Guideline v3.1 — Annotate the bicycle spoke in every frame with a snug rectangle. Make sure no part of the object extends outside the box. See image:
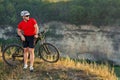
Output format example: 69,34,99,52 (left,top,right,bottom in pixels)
2,44,24,66
40,43,59,63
